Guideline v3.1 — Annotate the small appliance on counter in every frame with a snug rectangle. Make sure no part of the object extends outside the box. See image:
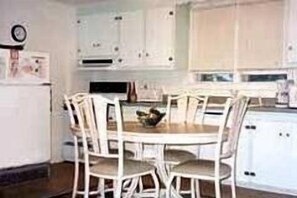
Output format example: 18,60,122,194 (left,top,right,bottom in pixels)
289,81,297,108
275,80,290,108
136,81,163,102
